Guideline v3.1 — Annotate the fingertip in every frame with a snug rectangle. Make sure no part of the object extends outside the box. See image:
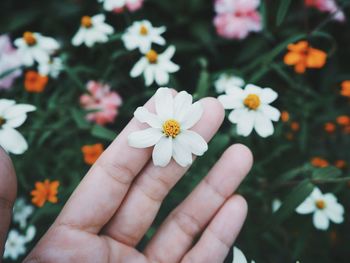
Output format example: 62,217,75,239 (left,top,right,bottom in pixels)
223,144,253,174
0,147,17,206
227,195,248,219
200,97,225,127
